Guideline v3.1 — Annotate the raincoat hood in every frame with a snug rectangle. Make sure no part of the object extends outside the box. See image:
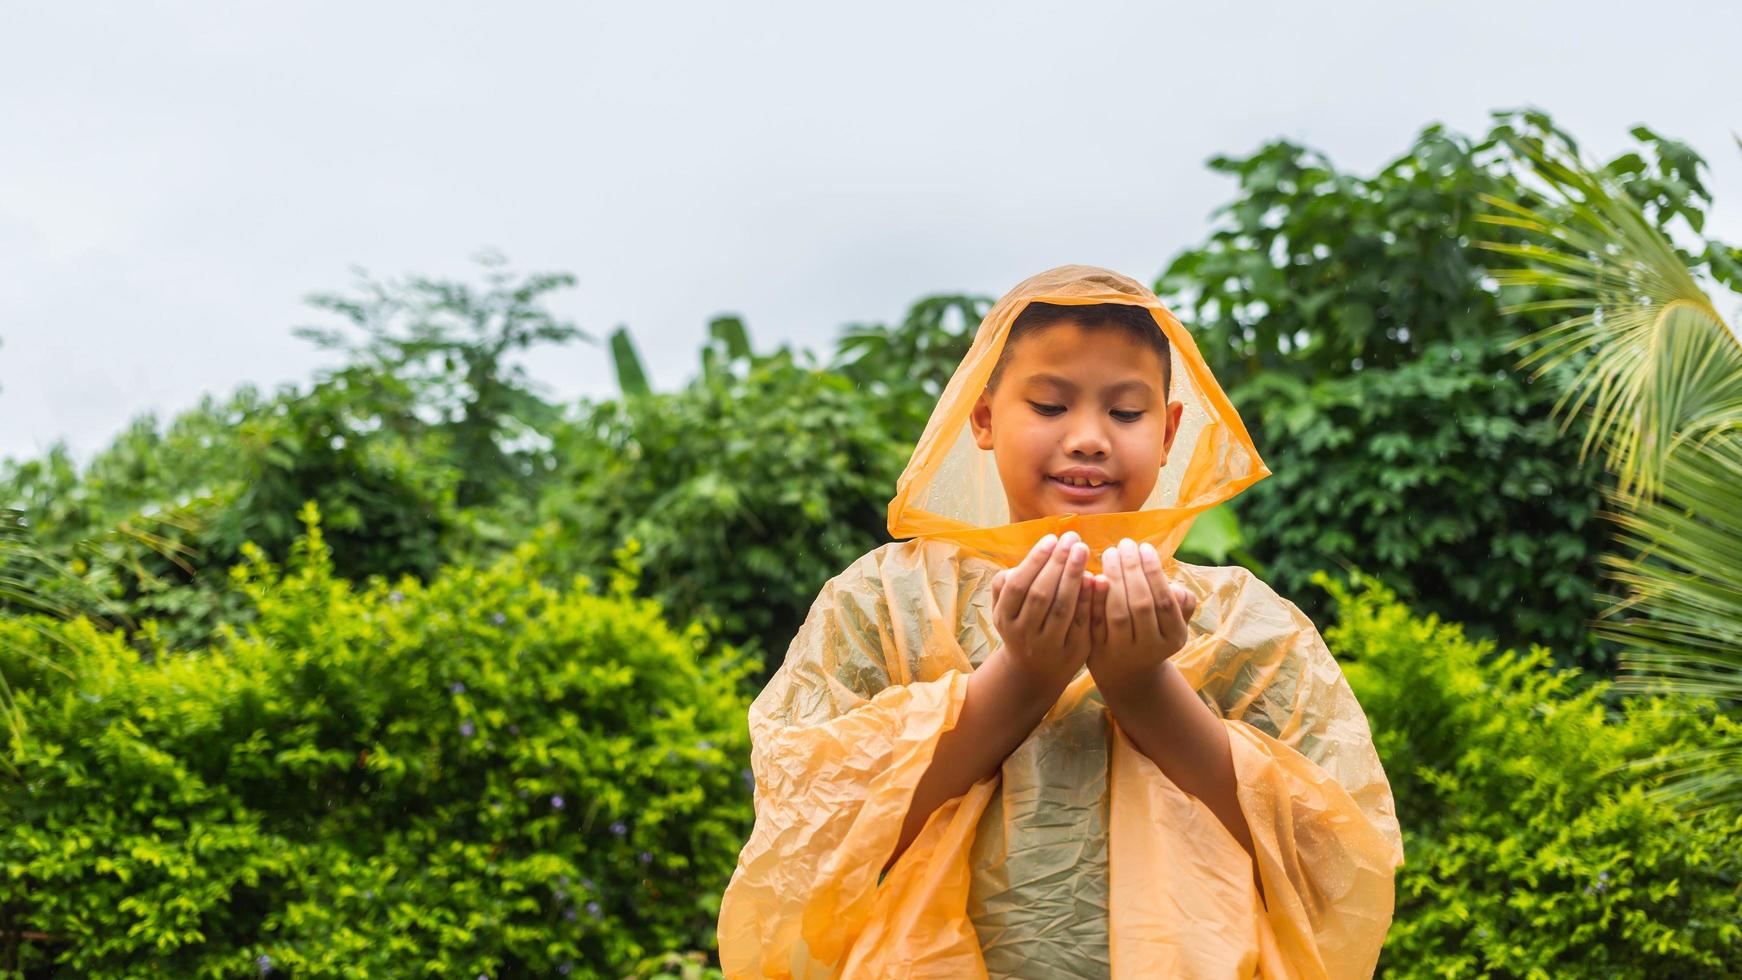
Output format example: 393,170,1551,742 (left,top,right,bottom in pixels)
887,263,1269,569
